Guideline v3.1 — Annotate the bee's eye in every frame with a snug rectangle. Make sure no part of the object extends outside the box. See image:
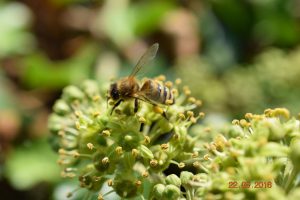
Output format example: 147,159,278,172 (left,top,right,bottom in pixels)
110,83,119,100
